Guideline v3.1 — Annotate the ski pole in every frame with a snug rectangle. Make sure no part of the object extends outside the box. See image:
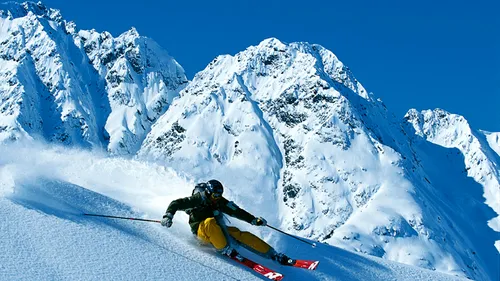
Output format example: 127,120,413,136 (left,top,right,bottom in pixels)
83,213,161,223
267,225,317,248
